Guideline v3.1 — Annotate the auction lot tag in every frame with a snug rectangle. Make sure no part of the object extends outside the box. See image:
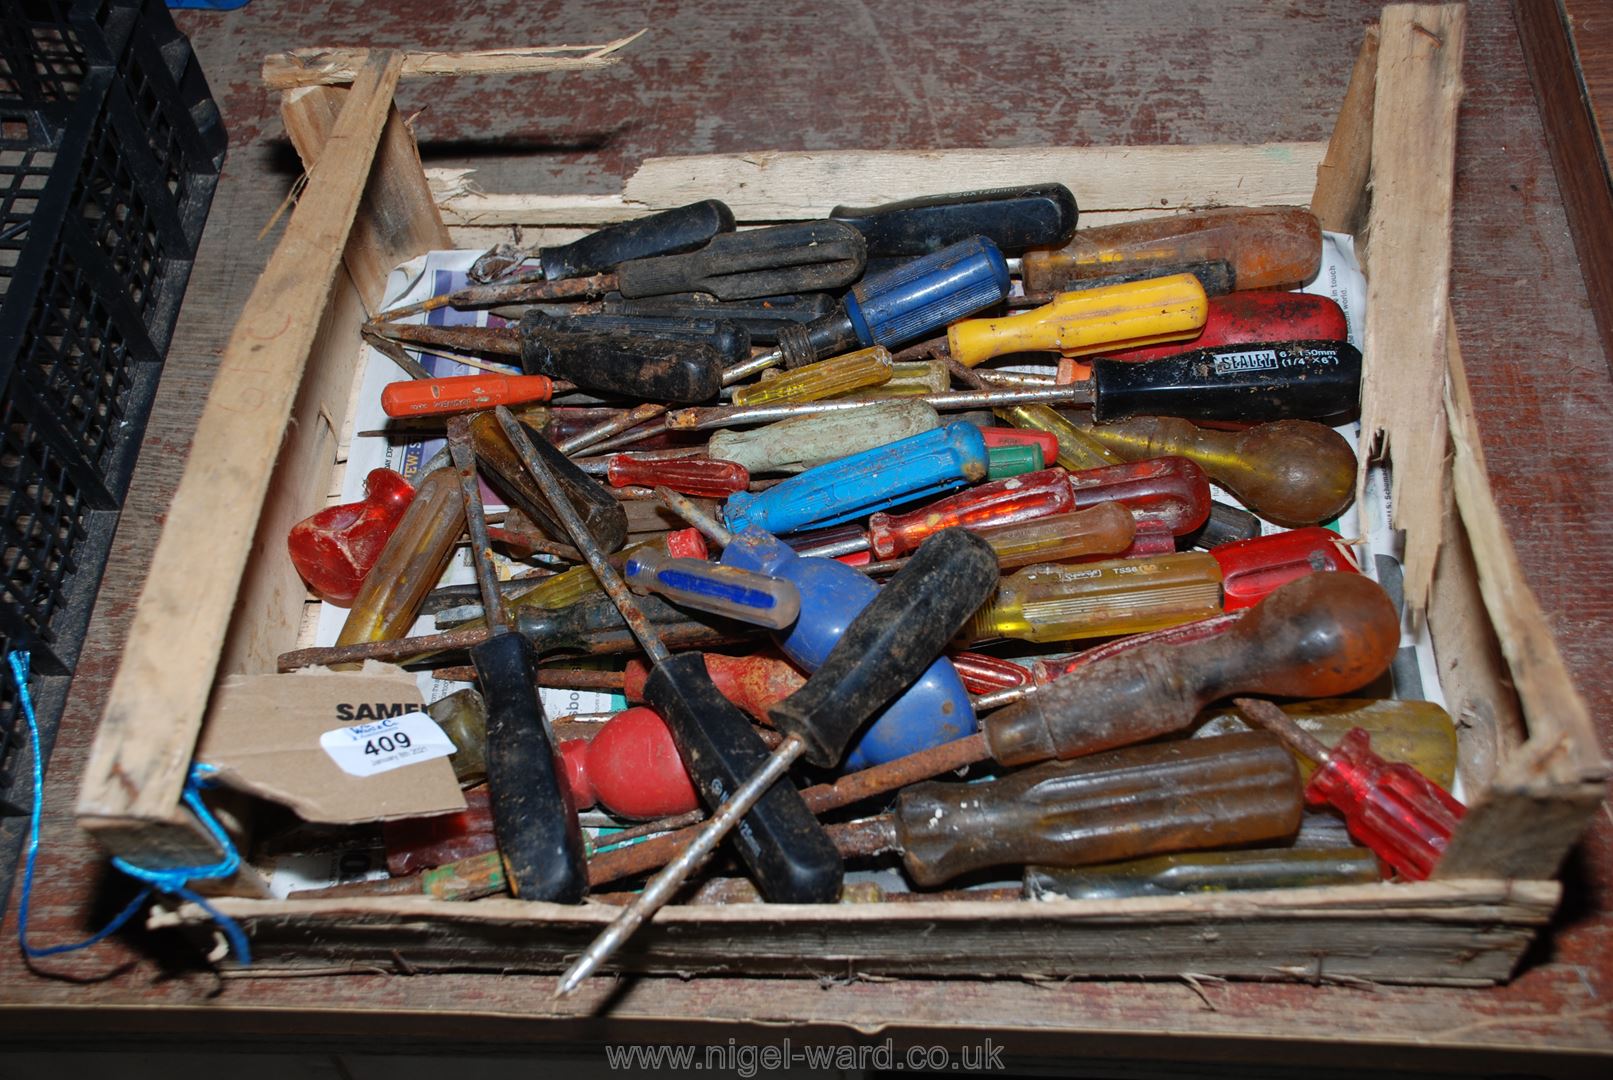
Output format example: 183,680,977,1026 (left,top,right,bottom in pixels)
320,712,456,777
